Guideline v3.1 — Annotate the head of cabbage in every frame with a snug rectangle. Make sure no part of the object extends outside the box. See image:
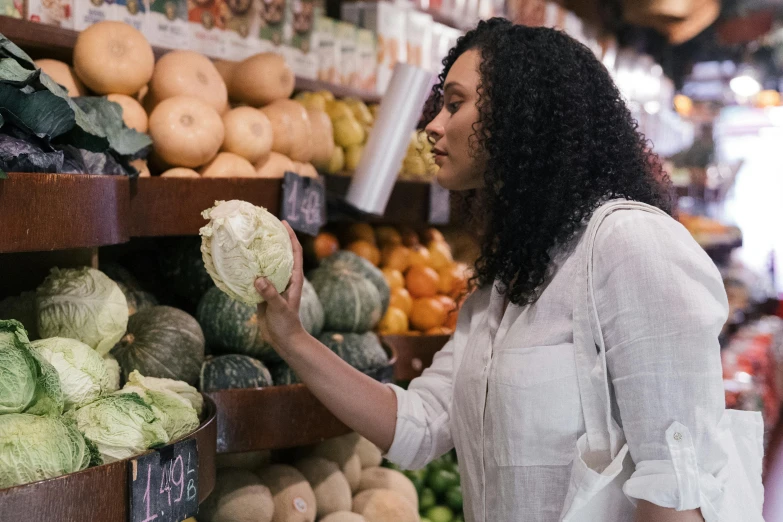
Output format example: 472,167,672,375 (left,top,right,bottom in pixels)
65,393,169,463
103,353,121,392
31,337,113,411
200,200,294,305
0,319,64,417
36,267,129,356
